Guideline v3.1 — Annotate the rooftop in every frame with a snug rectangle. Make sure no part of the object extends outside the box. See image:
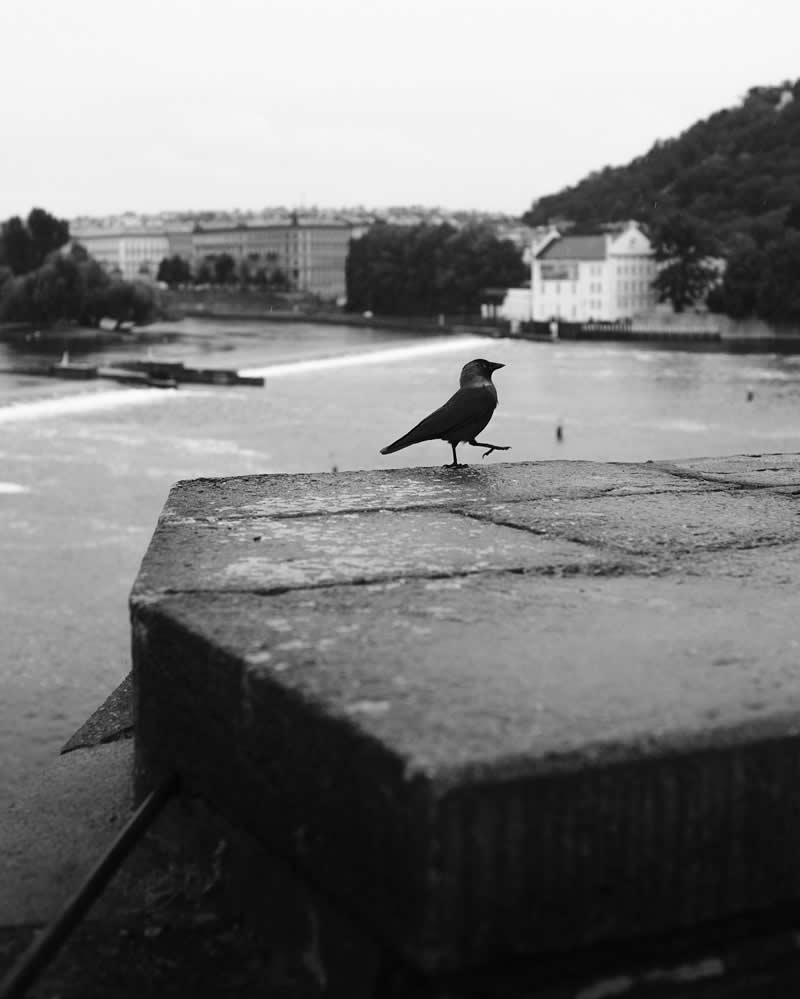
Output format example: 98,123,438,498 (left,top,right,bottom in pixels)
537,233,607,260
